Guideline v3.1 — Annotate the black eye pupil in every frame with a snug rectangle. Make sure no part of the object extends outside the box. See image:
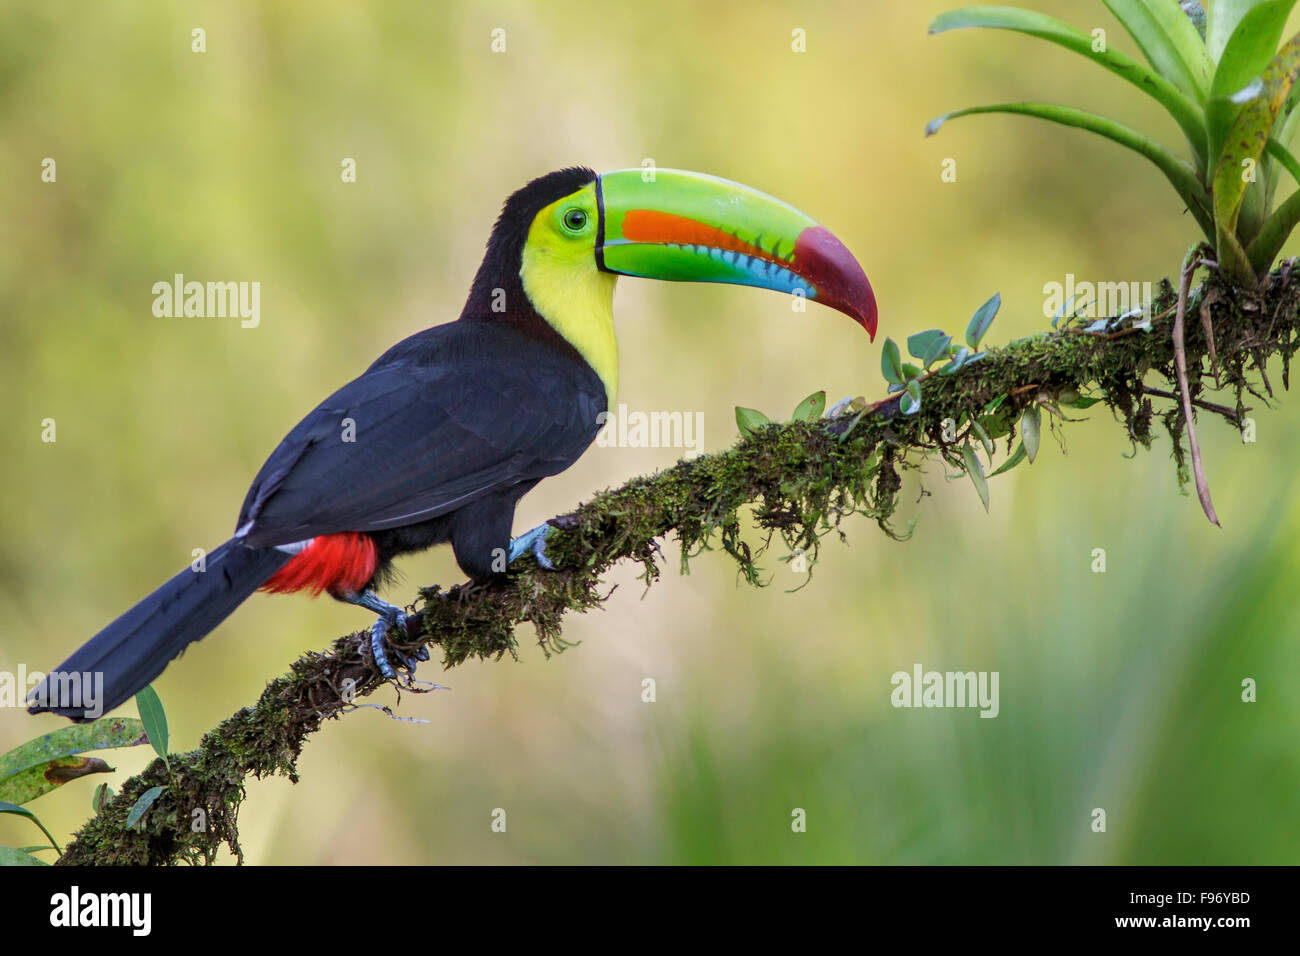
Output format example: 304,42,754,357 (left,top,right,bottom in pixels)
565,209,586,230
